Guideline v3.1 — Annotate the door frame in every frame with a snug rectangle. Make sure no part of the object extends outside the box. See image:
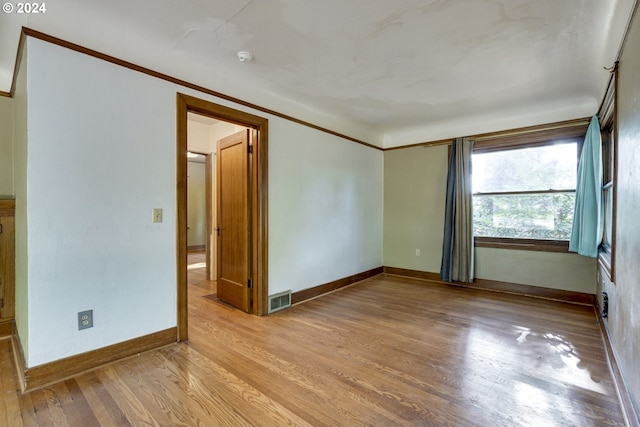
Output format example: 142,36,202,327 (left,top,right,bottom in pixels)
176,93,269,341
